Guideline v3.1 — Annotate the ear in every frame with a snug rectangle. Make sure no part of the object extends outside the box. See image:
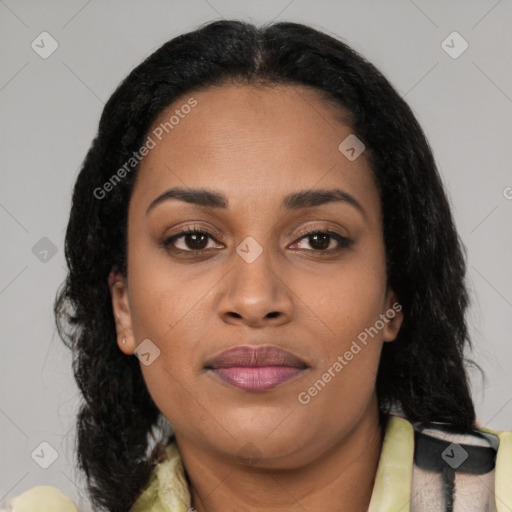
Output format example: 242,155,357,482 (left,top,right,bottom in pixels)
108,270,136,355
382,289,404,343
